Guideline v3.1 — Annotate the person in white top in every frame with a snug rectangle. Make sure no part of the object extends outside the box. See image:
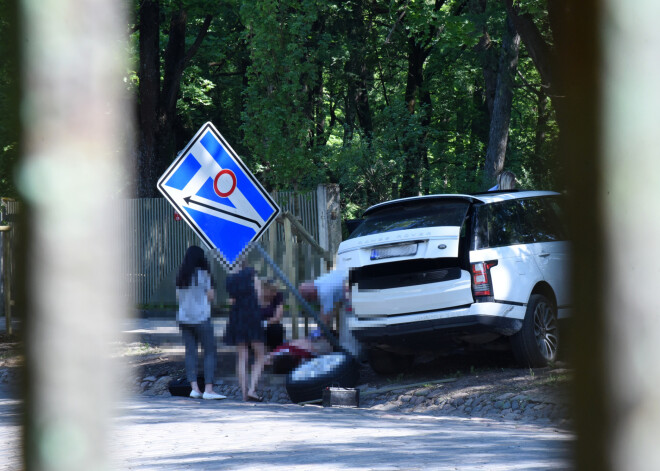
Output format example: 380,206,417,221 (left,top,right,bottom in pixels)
175,246,225,400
